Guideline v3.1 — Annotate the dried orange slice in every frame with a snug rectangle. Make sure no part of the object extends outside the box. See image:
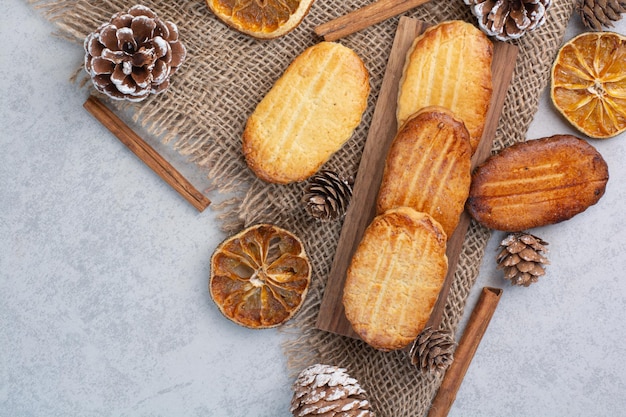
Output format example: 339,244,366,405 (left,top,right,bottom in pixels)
551,31,626,139
210,224,311,328
206,0,314,39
